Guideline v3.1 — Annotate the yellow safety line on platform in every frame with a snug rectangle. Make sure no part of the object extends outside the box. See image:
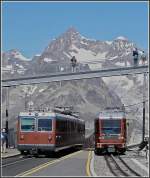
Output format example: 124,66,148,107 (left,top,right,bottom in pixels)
16,150,83,177
86,151,92,177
